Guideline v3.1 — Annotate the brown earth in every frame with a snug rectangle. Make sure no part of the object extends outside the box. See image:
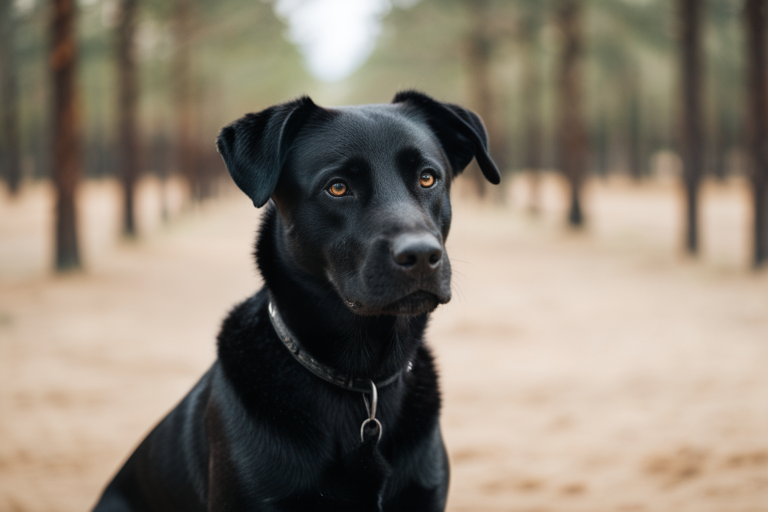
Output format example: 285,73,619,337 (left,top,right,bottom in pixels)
1,174,767,512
